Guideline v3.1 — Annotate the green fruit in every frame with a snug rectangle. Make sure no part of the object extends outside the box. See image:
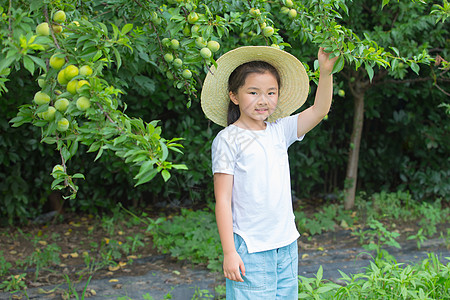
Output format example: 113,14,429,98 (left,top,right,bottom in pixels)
207,41,220,53
250,8,261,16
200,47,212,59
260,22,267,29
182,69,192,79
173,58,183,68
53,10,66,23
79,65,93,76
36,22,50,36
52,25,63,34
42,106,56,121
281,6,290,14
338,89,345,97
170,39,180,50
263,26,274,37
76,96,91,111
64,65,79,81
164,53,174,63
288,9,297,18
55,98,70,112
57,118,70,132
191,24,200,35
38,78,46,88
67,80,78,94
166,71,174,80
52,164,65,177
195,37,207,48
50,54,65,70
285,0,294,8
76,80,90,92
34,91,50,105
57,69,68,85
187,11,199,24
162,38,171,47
